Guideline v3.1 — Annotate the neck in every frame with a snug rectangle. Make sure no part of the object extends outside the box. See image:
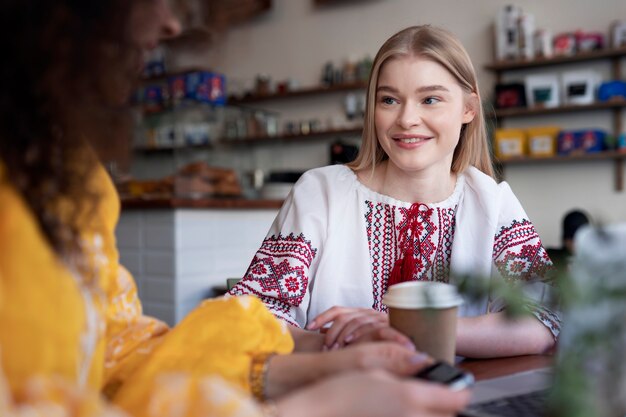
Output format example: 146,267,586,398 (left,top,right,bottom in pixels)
360,161,457,204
